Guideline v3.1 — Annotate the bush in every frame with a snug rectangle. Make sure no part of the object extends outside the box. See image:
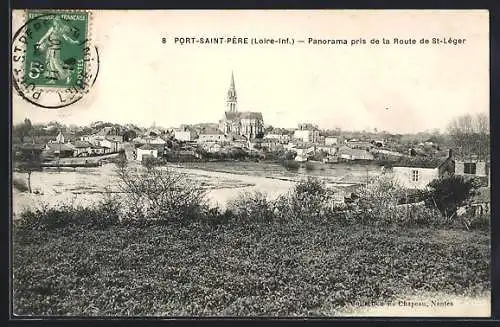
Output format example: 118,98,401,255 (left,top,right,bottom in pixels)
463,213,490,231
13,177,29,192
116,164,208,223
226,191,274,224
345,175,406,226
403,202,447,227
274,177,338,224
15,197,120,231
424,175,477,218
